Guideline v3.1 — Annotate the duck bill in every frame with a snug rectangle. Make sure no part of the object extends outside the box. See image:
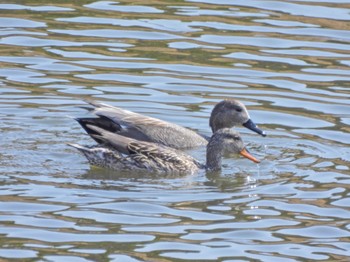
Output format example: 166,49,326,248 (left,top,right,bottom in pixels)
243,119,266,137
240,148,260,163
